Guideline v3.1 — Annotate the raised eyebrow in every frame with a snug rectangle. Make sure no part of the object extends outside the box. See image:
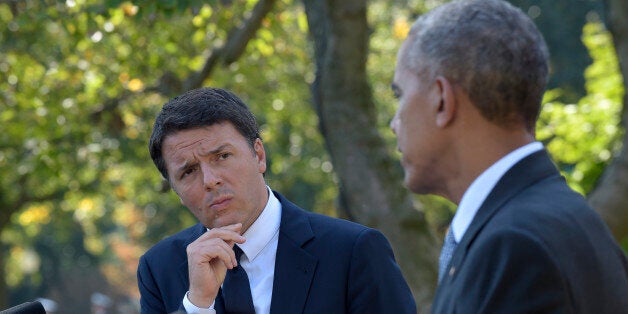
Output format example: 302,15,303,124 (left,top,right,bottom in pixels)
176,159,197,176
207,144,231,156
175,144,233,175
